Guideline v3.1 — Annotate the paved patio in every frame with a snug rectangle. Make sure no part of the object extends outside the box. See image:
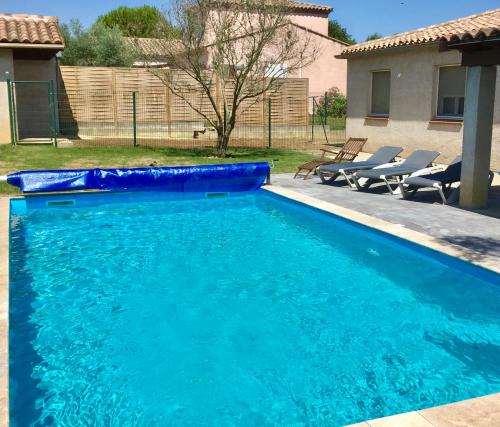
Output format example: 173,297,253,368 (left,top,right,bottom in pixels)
270,173,500,267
